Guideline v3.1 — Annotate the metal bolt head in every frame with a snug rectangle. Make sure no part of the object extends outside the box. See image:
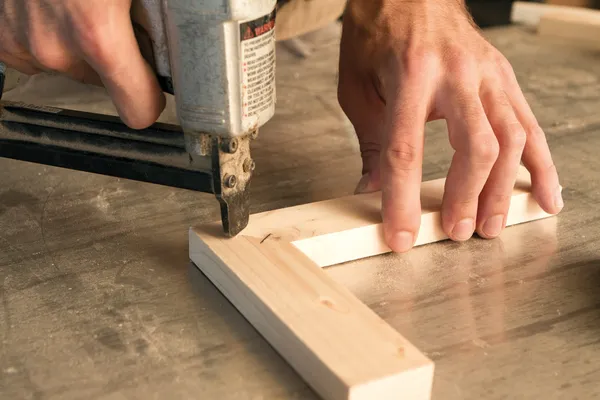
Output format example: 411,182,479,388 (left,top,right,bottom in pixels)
243,158,256,173
222,138,238,154
224,175,237,189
